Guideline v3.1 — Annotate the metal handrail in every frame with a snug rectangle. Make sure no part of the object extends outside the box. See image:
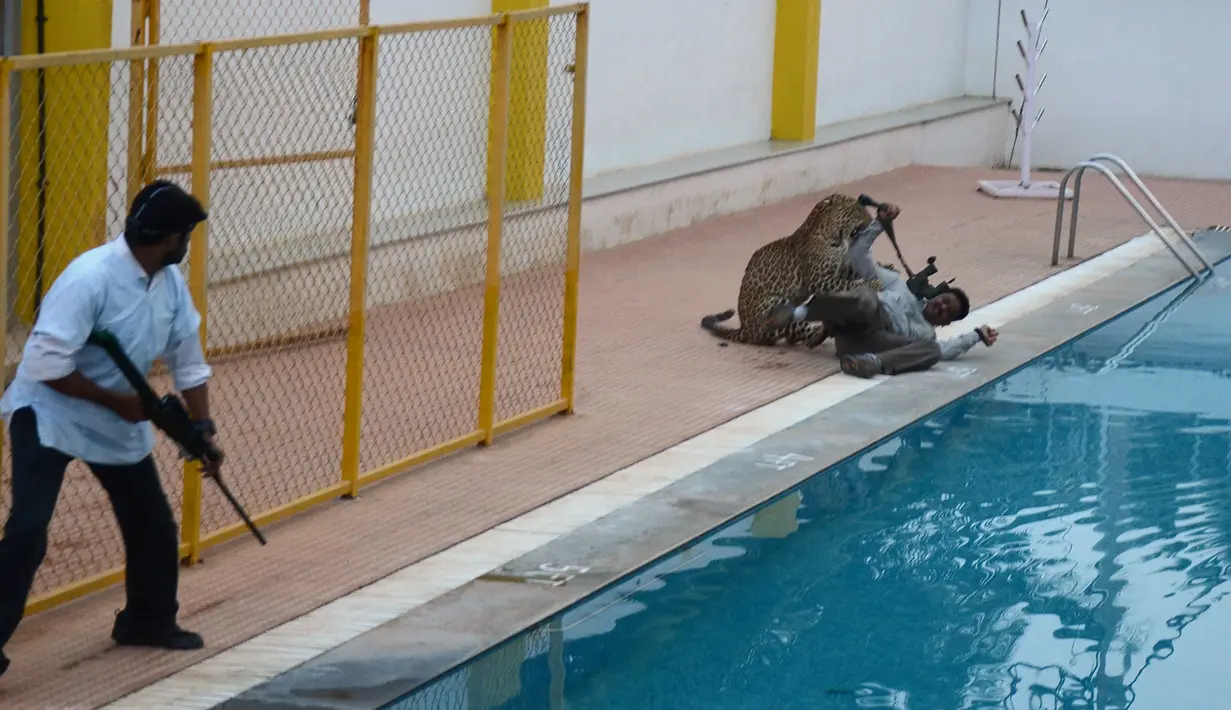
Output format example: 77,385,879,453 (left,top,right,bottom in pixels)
1060,153,1214,273
1052,160,1211,280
